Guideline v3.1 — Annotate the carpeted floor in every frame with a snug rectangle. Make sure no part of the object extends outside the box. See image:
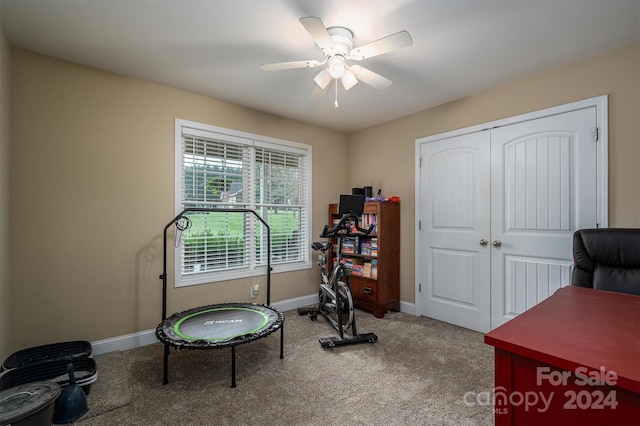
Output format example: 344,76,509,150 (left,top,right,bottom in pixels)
81,350,133,420
79,309,495,425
